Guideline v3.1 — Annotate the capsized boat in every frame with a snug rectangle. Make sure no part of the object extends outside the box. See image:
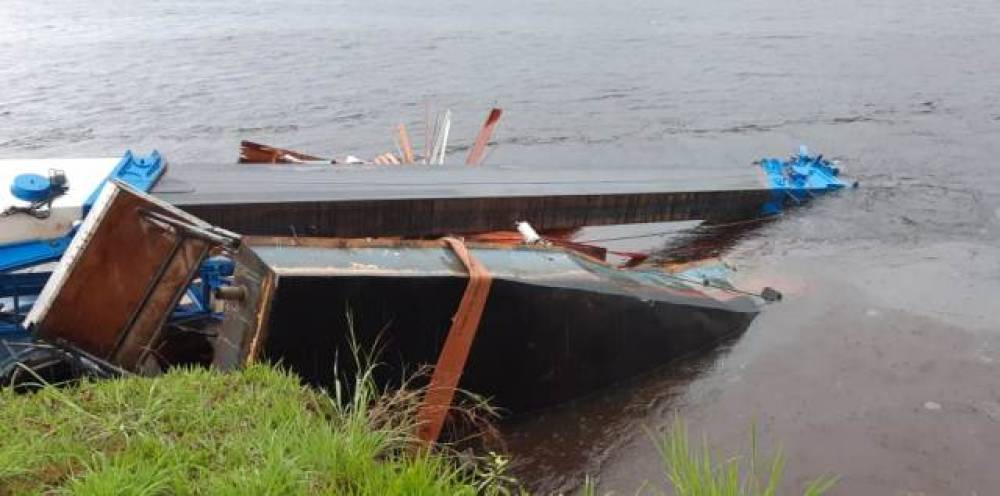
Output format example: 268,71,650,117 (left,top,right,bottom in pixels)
2,146,851,271
213,236,763,414
5,181,765,413
154,149,850,239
